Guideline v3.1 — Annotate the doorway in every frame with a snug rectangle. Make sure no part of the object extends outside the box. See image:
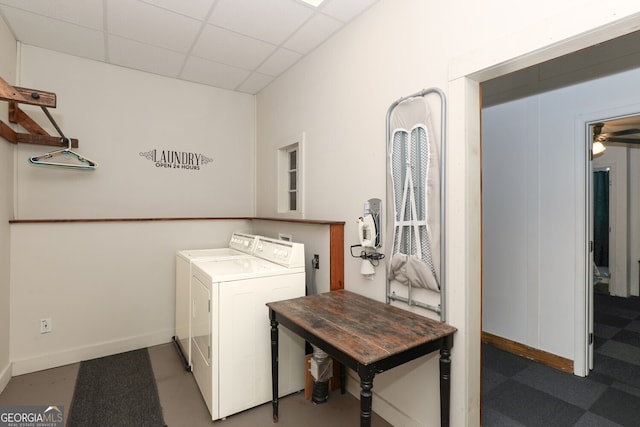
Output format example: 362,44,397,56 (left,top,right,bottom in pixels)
592,167,610,294
587,114,640,377
479,31,640,424
480,30,640,378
